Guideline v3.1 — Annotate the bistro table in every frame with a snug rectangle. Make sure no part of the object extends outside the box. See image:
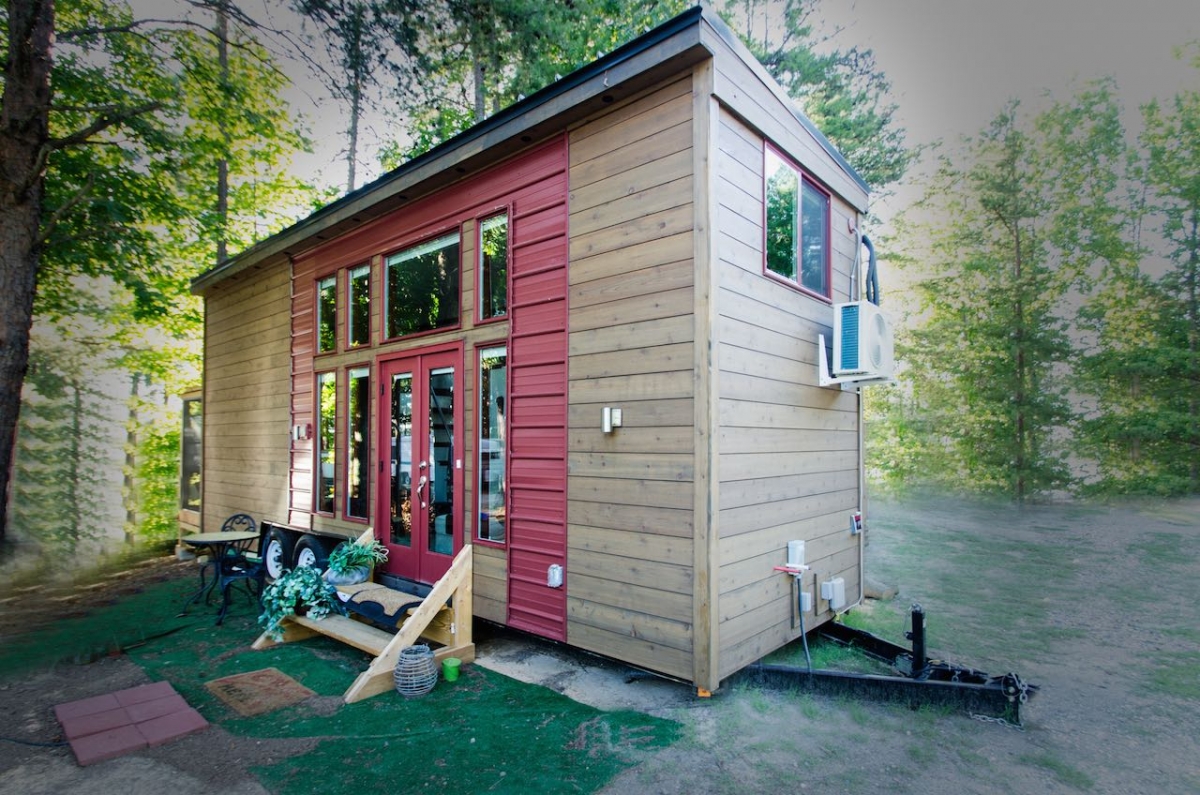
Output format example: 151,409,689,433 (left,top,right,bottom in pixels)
178,531,262,624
